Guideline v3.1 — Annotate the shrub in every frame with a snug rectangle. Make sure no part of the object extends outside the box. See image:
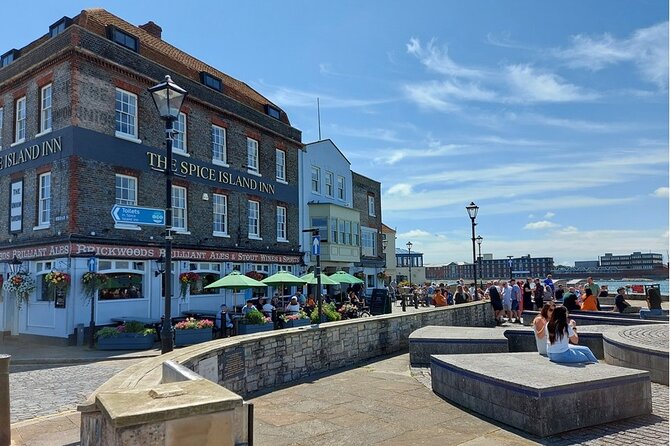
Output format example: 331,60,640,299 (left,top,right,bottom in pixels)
243,309,271,325
310,303,341,323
